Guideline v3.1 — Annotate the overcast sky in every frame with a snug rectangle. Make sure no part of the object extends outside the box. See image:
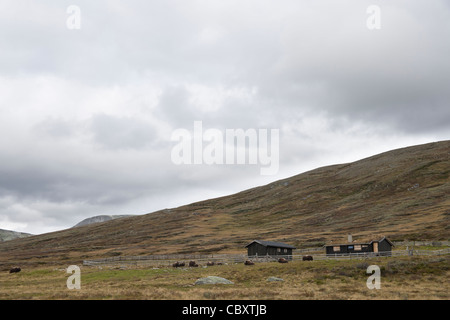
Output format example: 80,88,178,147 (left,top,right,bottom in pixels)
1,0,449,235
